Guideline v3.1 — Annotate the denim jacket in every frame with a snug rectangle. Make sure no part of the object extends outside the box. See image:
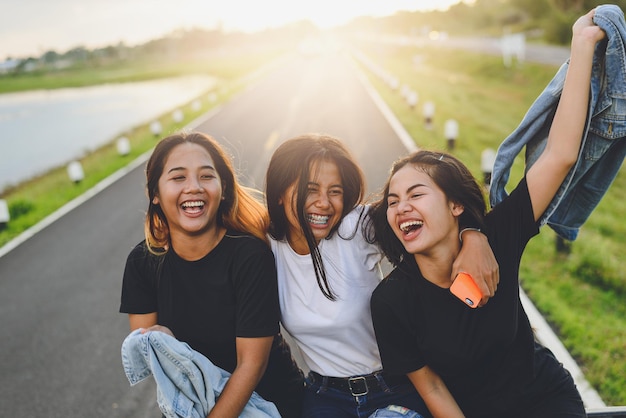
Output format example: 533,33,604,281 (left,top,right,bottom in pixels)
121,329,280,418
490,4,626,240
